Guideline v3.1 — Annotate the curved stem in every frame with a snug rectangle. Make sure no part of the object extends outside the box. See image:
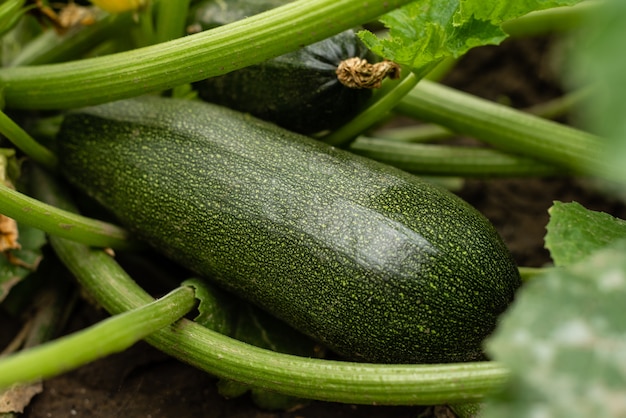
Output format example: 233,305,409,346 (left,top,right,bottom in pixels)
0,176,135,250
324,70,420,147
0,0,414,109
397,80,608,178
31,165,510,406
0,285,196,388
350,137,564,177
0,110,58,171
